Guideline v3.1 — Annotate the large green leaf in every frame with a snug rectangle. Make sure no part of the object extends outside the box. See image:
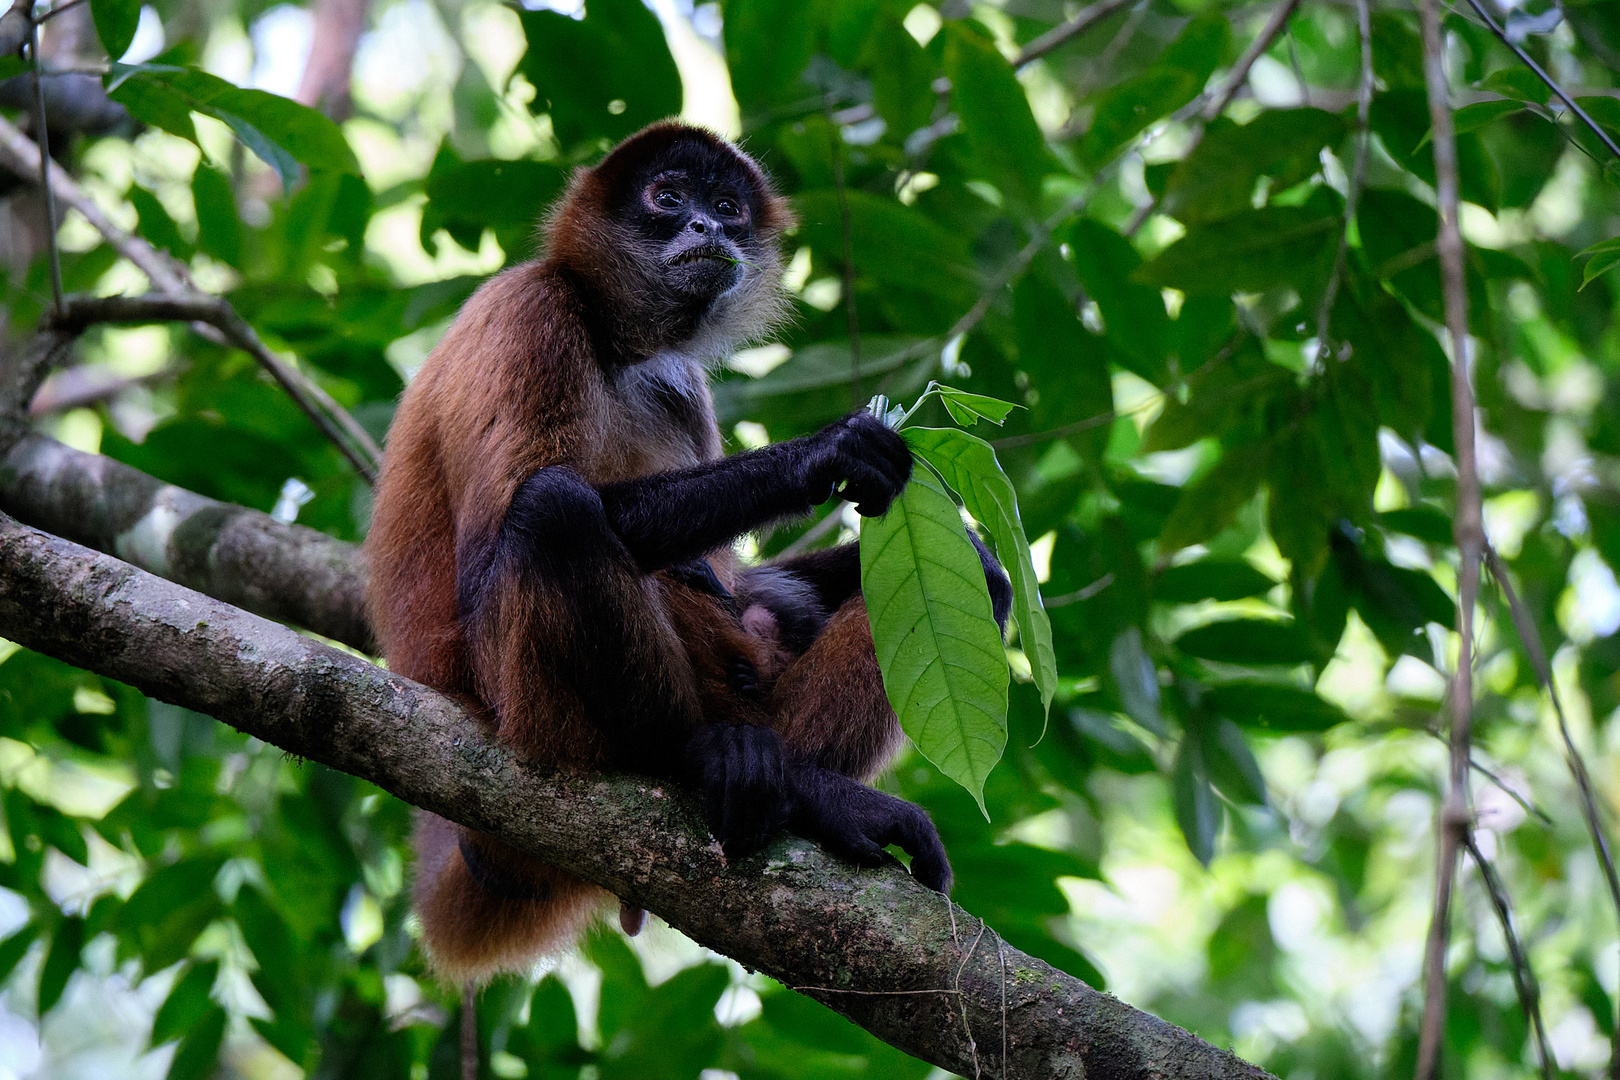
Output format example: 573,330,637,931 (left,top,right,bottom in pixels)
1137,205,1340,296
904,426,1057,715
944,23,1056,207
108,65,360,189
1205,682,1353,732
861,469,1009,813
517,0,682,148
91,0,142,61
1176,618,1315,665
